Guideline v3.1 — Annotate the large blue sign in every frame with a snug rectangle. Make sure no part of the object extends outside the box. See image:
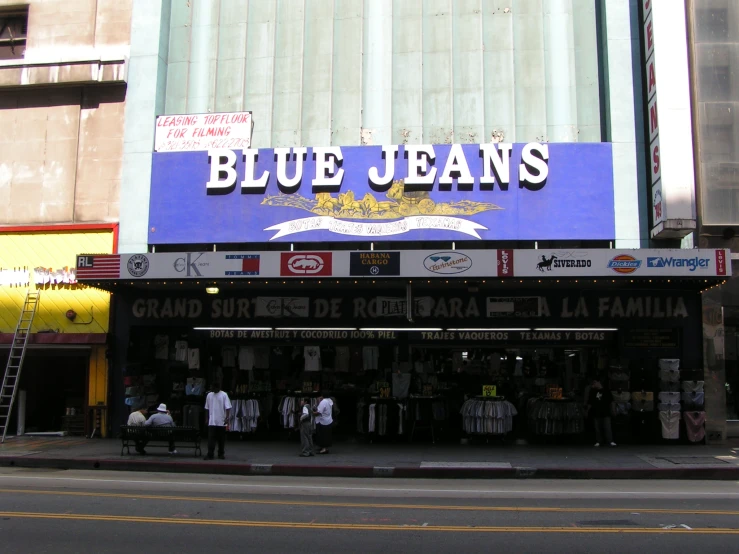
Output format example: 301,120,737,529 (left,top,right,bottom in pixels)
149,143,614,244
